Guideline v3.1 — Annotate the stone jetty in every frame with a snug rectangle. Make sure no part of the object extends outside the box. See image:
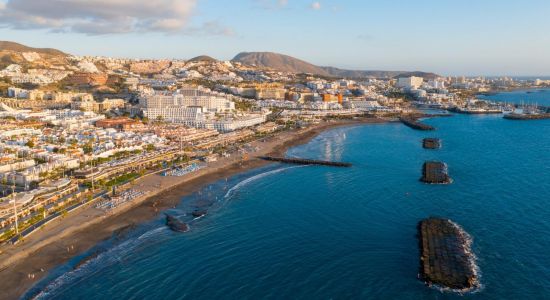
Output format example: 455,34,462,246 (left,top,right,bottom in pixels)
423,138,441,149
400,117,435,131
503,113,550,120
259,156,352,167
421,161,451,184
418,218,479,291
